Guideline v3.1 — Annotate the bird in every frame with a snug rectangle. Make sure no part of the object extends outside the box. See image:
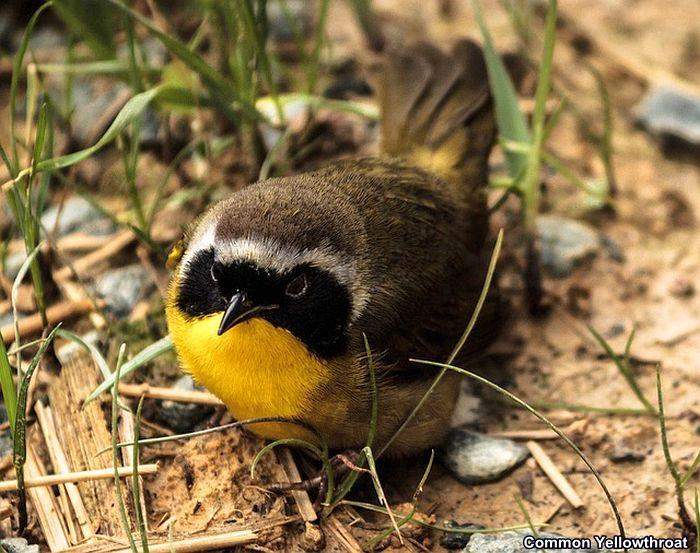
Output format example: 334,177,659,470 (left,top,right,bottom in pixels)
165,39,502,458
